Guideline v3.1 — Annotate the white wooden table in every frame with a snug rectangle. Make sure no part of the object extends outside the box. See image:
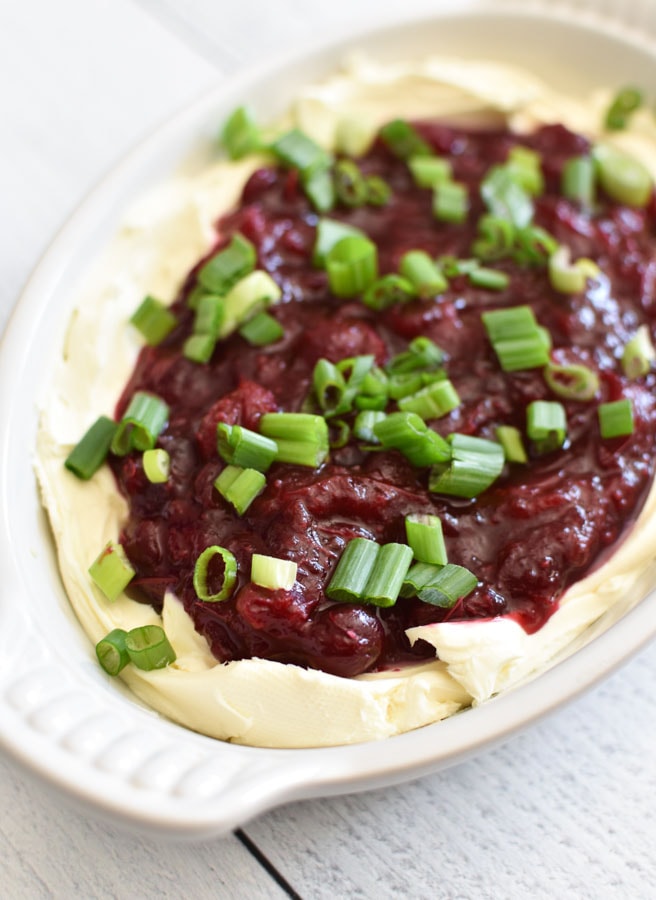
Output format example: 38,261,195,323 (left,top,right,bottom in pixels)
1,1,655,896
